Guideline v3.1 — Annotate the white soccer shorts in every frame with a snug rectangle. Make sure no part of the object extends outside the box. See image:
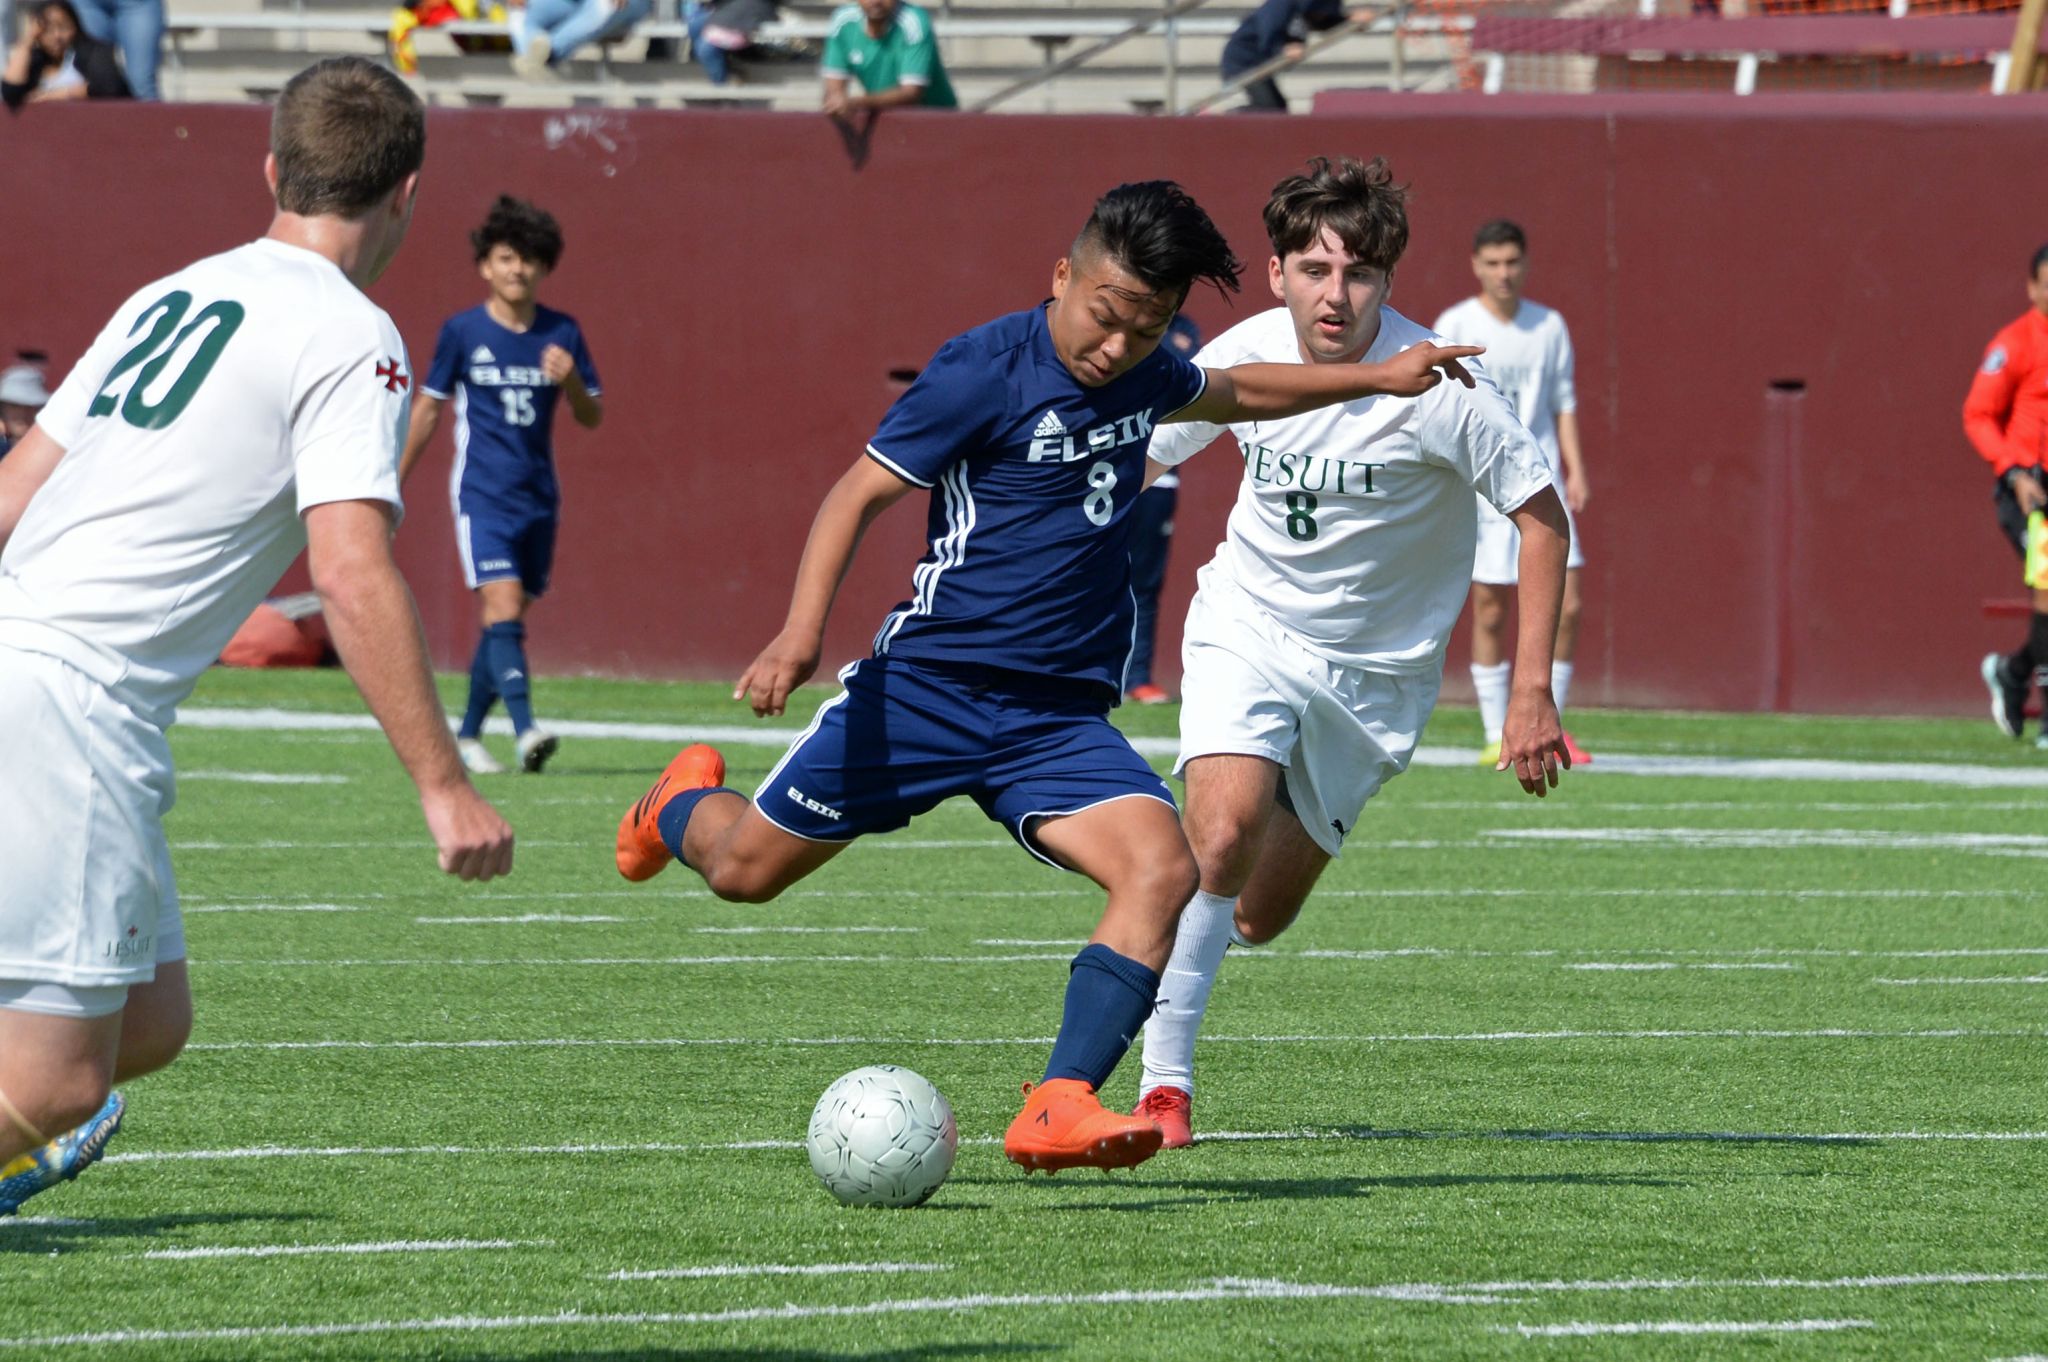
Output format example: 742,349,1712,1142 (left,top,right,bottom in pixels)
1175,577,1440,859
0,646,185,1014
1472,493,1585,585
